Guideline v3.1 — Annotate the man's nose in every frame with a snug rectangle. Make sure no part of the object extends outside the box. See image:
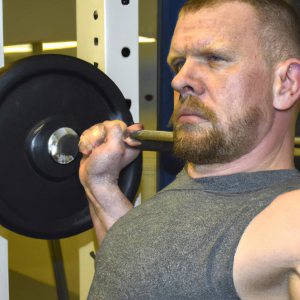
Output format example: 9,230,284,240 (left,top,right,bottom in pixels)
171,59,205,97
